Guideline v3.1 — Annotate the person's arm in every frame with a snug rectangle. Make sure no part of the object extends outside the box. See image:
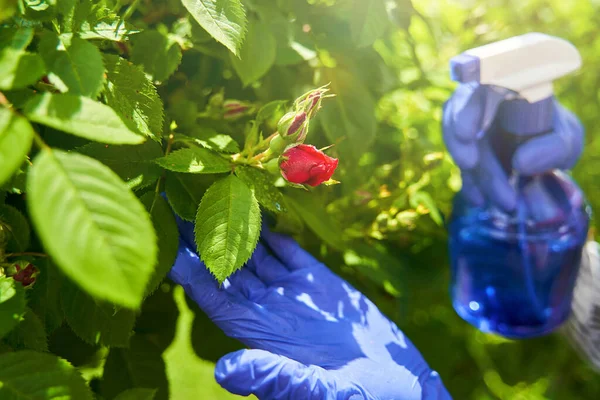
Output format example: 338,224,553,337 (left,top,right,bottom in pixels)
170,217,452,400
